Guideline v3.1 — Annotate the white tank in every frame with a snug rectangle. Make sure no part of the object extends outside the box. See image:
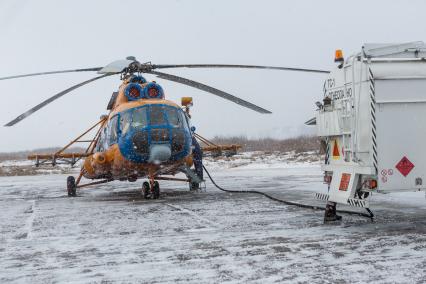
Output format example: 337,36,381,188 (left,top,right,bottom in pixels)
312,42,426,207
